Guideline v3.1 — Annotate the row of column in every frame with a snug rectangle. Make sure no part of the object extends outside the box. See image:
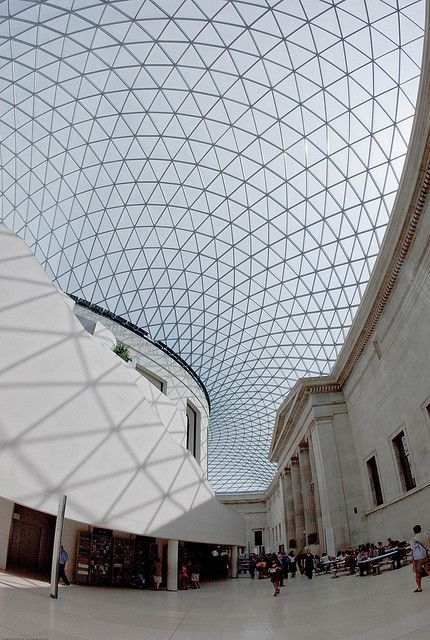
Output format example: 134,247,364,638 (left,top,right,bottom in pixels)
281,440,321,550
